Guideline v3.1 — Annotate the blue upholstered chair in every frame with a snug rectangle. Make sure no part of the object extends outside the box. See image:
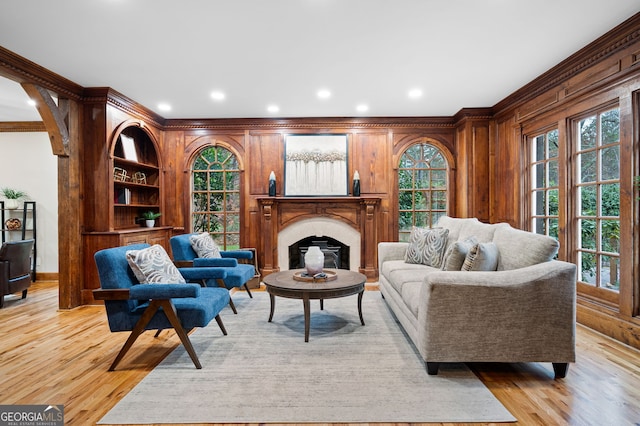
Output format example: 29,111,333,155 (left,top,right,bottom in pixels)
93,244,230,371
170,233,256,314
